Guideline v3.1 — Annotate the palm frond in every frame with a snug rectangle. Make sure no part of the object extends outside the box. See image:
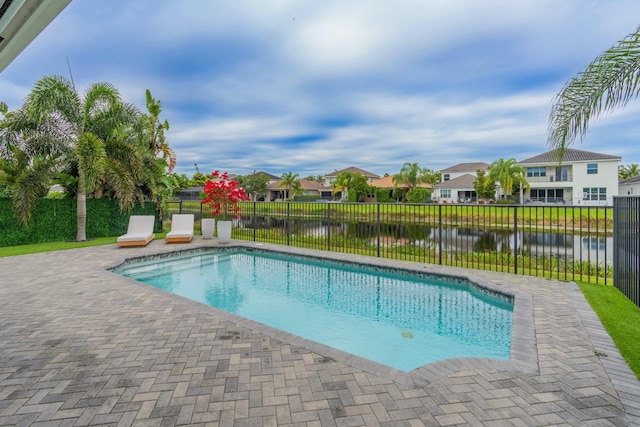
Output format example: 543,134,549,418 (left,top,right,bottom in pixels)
76,132,106,193
106,136,144,180
549,26,640,152
11,160,55,226
83,82,120,119
103,158,136,211
27,75,82,125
